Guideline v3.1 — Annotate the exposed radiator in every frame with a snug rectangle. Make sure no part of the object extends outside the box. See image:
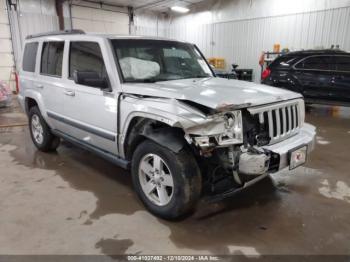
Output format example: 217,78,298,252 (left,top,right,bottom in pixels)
248,99,305,145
